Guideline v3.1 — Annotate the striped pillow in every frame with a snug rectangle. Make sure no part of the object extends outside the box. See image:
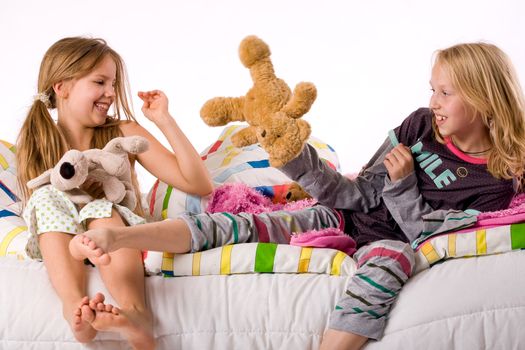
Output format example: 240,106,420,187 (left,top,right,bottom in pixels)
414,222,525,273
146,125,340,221
150,242,356,277
0,140,29,260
